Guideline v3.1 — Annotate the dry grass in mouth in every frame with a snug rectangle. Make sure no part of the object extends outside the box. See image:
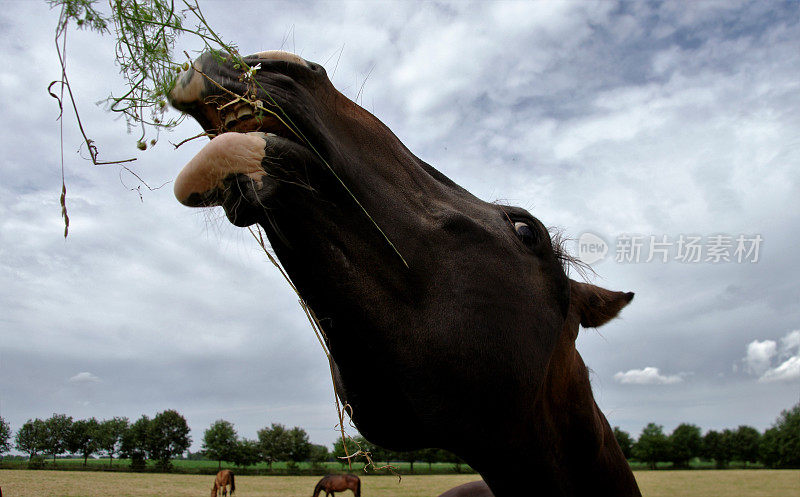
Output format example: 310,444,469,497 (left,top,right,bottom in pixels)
247,225,400,478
